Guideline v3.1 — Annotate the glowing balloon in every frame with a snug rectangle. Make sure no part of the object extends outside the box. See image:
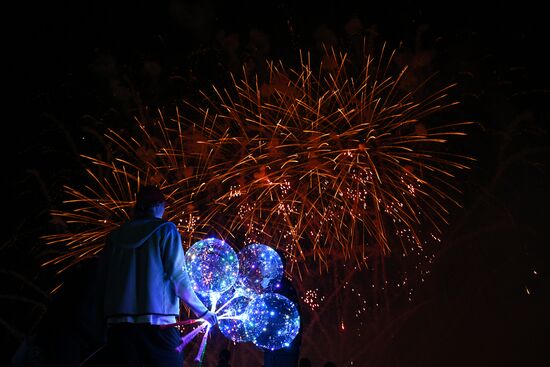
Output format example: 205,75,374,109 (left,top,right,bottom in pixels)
185,238,239,300
244,293,300,350
237,244,284,296
216,288,255,342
